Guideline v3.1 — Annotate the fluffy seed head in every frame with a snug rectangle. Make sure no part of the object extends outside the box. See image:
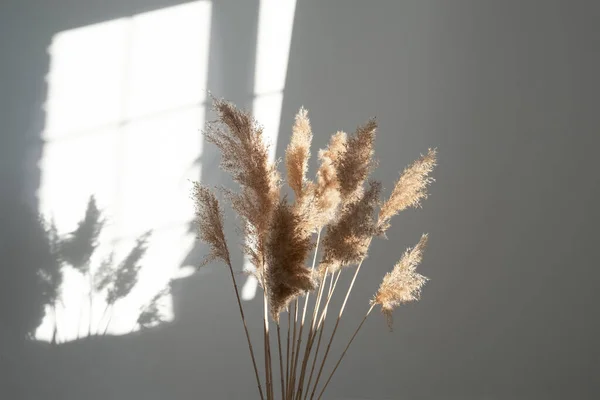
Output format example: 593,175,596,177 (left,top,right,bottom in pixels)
372,234,429,329
191,182,231,267
266,199,316,320
286,108,313,200
378,149,437,233
311,131,347,228
335,119,377,204
204,99,280,275
319,180,381,274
